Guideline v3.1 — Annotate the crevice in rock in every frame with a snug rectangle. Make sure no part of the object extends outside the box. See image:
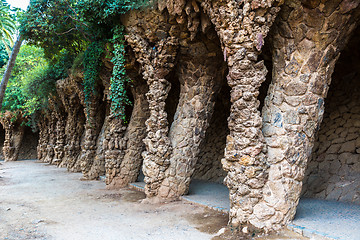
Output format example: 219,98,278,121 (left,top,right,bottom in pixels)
165,70,181,128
